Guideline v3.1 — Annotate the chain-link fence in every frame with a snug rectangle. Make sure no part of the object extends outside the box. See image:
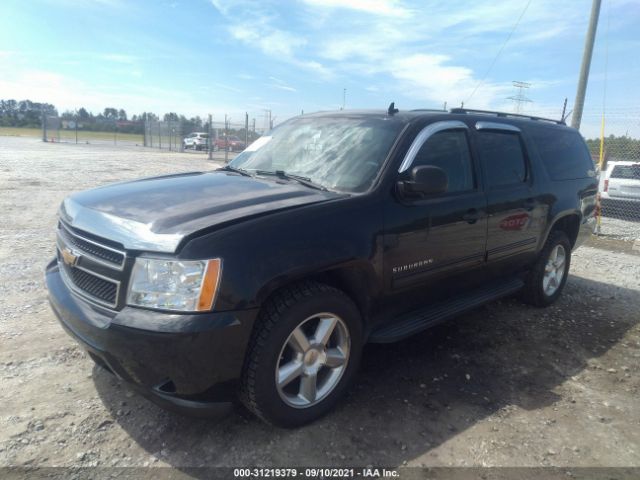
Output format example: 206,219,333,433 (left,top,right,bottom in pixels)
143,120,184,151
584,111,640,242
143,115,263,162
42,116,144,147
